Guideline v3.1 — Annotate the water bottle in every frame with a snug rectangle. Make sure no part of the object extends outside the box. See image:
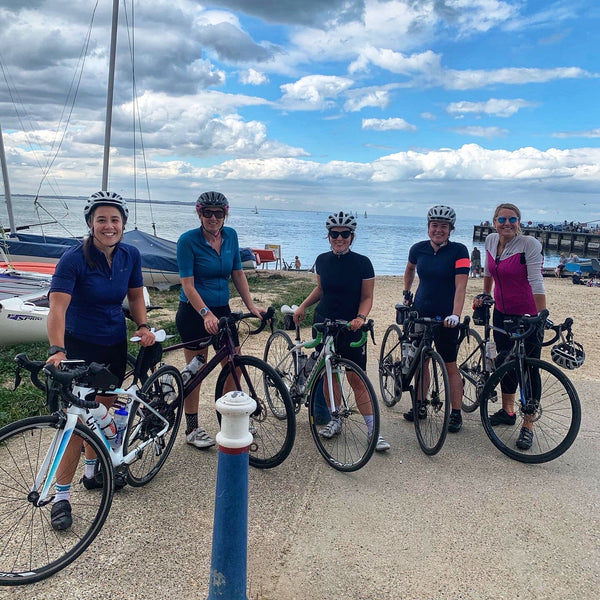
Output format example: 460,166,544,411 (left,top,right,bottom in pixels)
86,404,117,443
485,340,497,371
297,353,307,384
112,406,129,449
304,352,317,376
181,355,205,386
401,341,411,374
